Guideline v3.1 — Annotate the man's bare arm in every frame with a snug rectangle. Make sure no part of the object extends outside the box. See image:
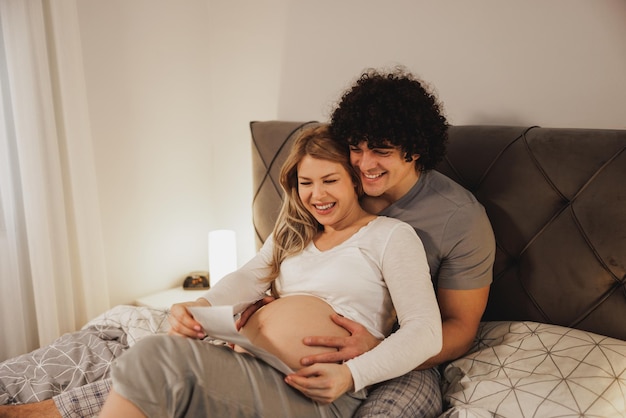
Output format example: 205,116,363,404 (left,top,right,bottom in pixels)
416,285,489,369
